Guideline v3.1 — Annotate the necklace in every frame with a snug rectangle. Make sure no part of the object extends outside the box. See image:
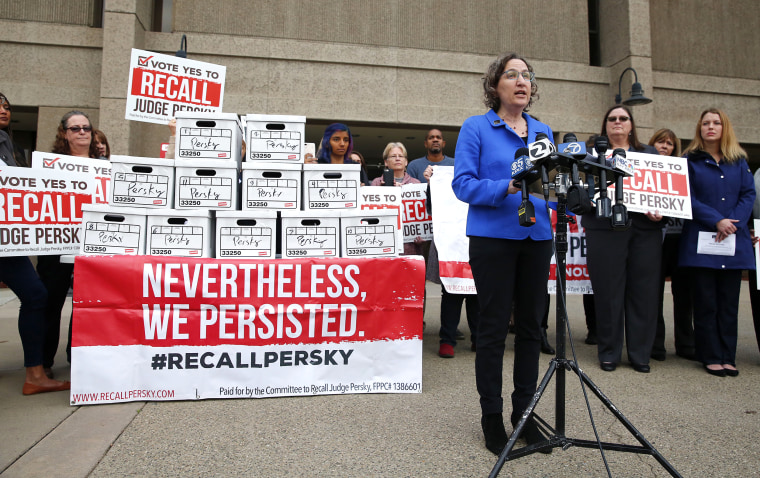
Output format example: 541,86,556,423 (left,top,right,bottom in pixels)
501,115,527,136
